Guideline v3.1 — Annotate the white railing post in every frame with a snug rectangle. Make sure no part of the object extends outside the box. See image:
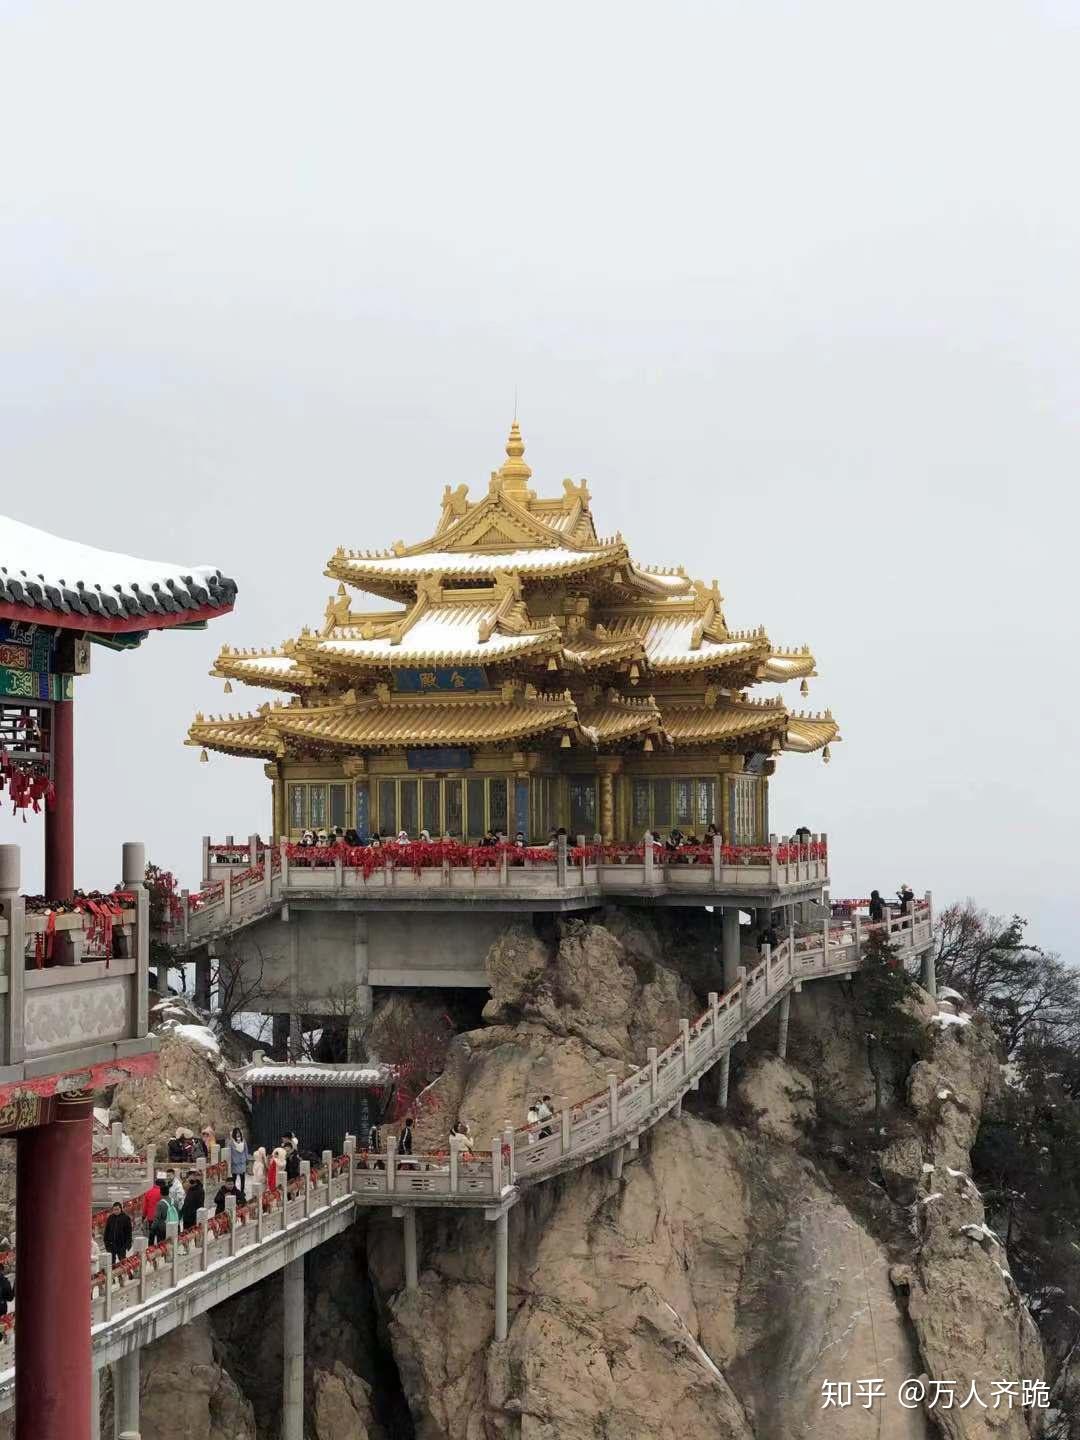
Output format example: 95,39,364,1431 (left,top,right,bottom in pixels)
199,1207,209,1271
680,1019,690,1075
820,832,828,879
608,1074,619,1128
210,1141,220,1169
737,965,747,1025
386,1136,397,1193
763,946,771,995
248,833,258,866
322,1150,333,1204
644,839,655,885
201,836,210,885
167,1220,179,1288
711,834,722,886
708,992,719,1048
853,911,862,966
134,1235,148,1305
491,1136,503,1196
503,1125,515,1184
181,888,190,941
263,851,273,899
556,834,568,888
345,1134,356,1193
558,1095,570,1154
450,1144,459,1194
648,1046,658,1103
334,855,344,891
301,1160,311,1218
225,1193,237,1256
280,838,290,888
254,1180,264,1243
769,833,779,886
109,1120,122,1159
103,1250,113,1320
822,904,830,970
